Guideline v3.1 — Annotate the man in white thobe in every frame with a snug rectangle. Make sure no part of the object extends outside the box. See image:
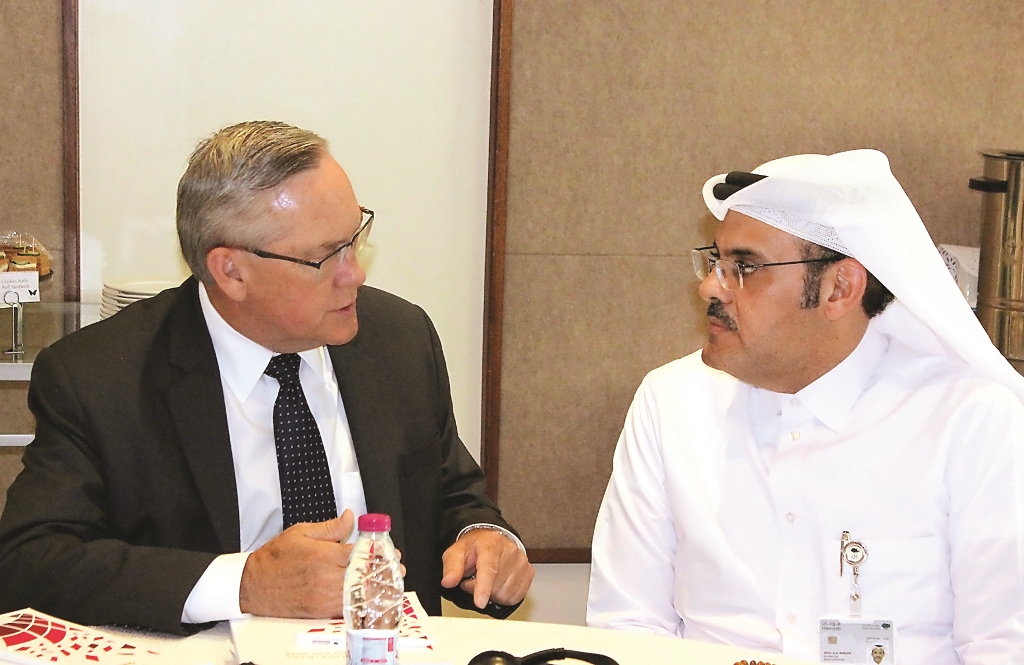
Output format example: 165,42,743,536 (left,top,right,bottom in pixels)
587,150,1024,665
